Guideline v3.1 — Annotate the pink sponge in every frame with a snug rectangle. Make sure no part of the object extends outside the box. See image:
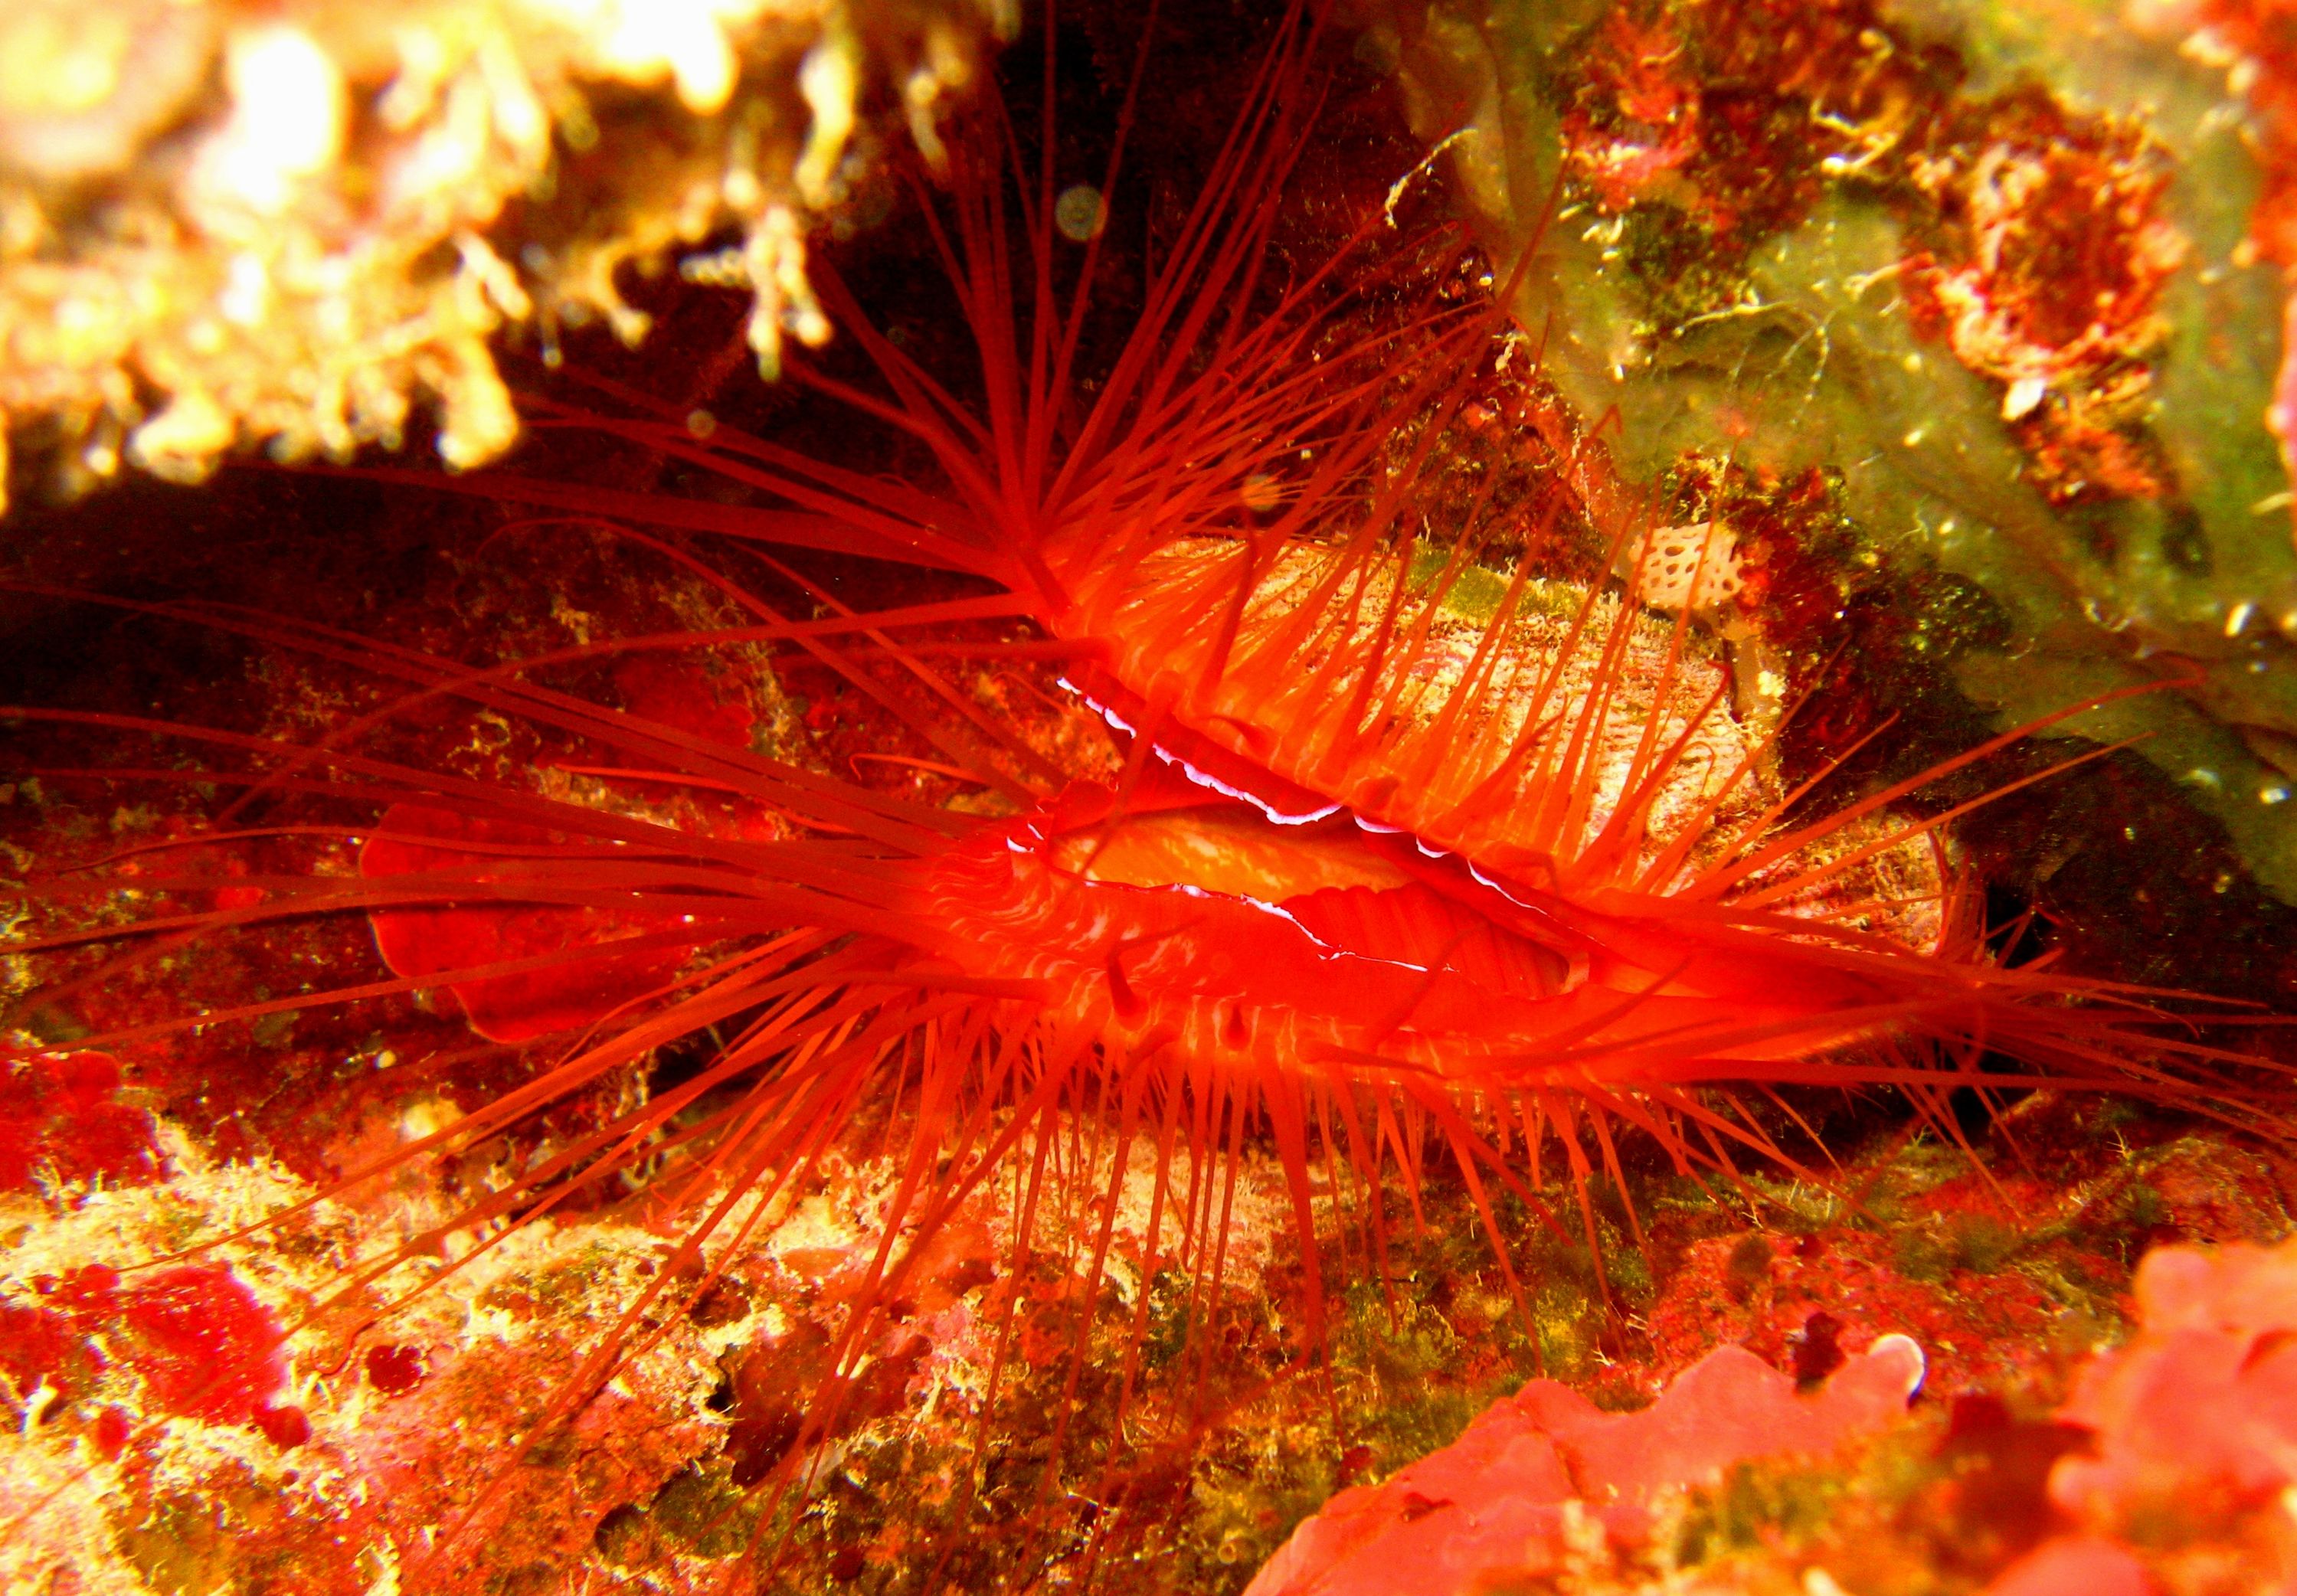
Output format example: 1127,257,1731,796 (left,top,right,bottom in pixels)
1248,1333,1926,1596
